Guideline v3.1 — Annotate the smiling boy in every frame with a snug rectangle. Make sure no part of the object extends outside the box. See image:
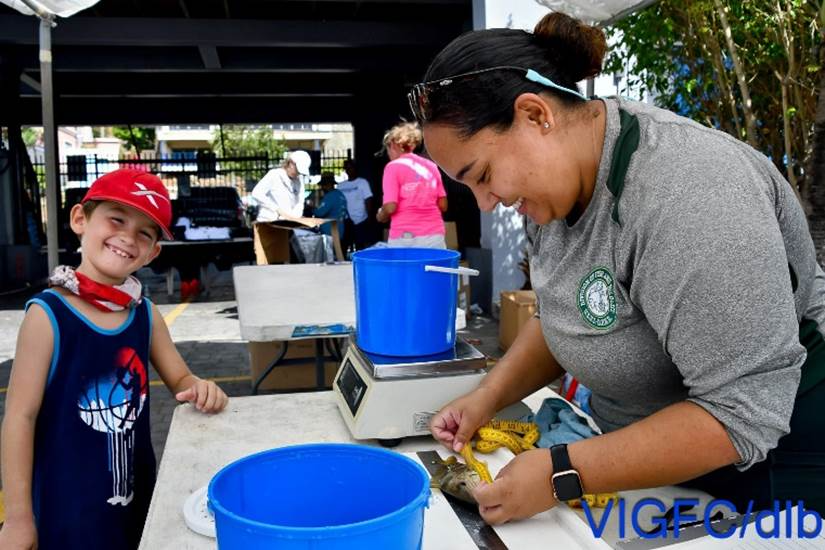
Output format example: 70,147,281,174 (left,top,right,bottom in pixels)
0,169,228,550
